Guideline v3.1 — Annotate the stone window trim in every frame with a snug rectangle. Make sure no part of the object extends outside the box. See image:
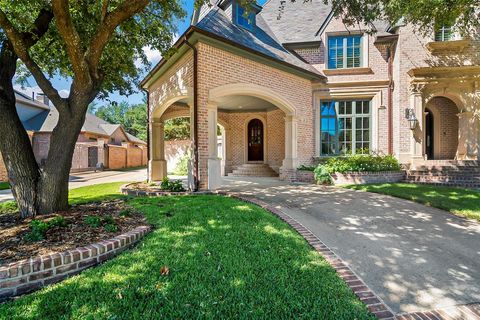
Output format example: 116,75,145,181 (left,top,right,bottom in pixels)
325,32,369,70
314,89,384,157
